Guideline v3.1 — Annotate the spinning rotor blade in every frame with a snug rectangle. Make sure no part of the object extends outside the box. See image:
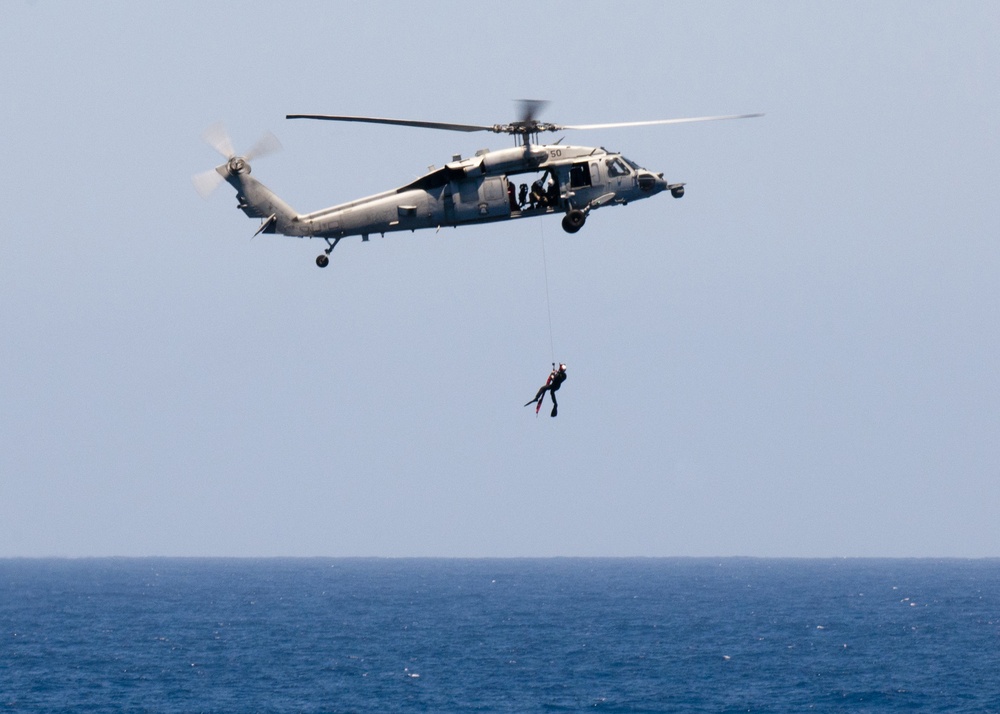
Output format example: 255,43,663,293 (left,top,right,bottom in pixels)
517,99,549,125
245,131,282,162
194,123,282,199
192,169,224,199
202,122,235,158
286,114,494,133
559,113,764,131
